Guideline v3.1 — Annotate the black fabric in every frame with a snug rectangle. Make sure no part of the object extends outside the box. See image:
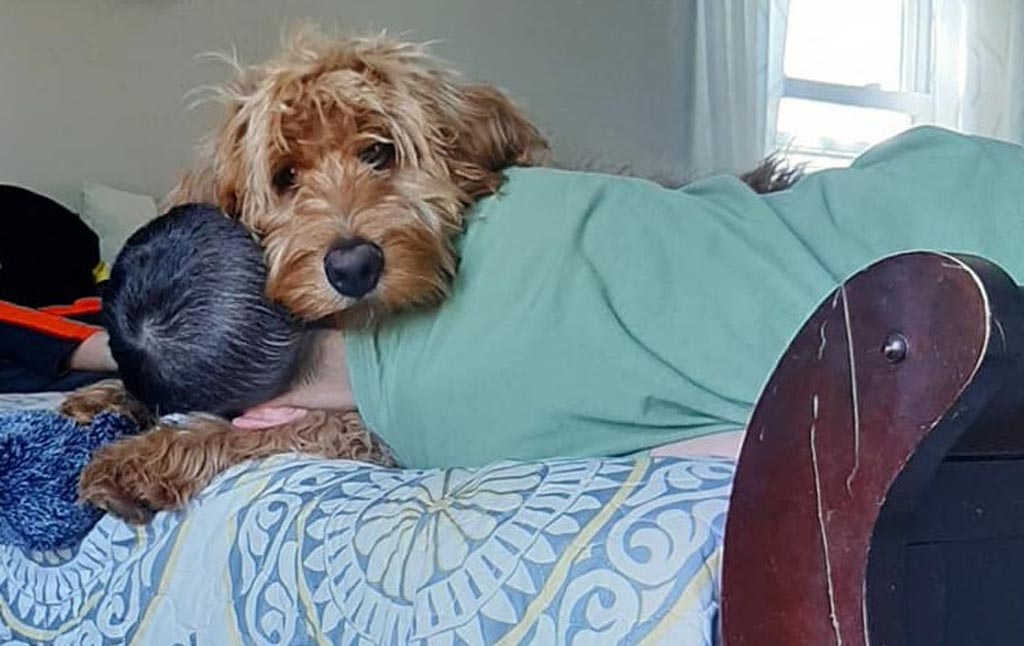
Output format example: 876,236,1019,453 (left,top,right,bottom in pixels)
0,323,79,378
0,185,100,307
0,359,109,393
0,309,108,393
